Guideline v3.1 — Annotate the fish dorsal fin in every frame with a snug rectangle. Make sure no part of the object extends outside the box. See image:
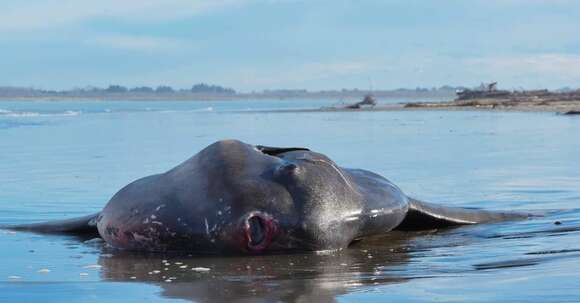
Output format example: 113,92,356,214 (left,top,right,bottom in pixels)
255,145,310,156
395,197,530,231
